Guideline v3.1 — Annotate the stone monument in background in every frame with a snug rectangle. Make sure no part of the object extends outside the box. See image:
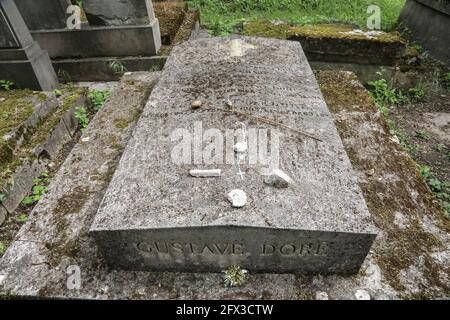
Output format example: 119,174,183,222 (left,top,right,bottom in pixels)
83,0,155,26
0,0,59,90
400,0,450,66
